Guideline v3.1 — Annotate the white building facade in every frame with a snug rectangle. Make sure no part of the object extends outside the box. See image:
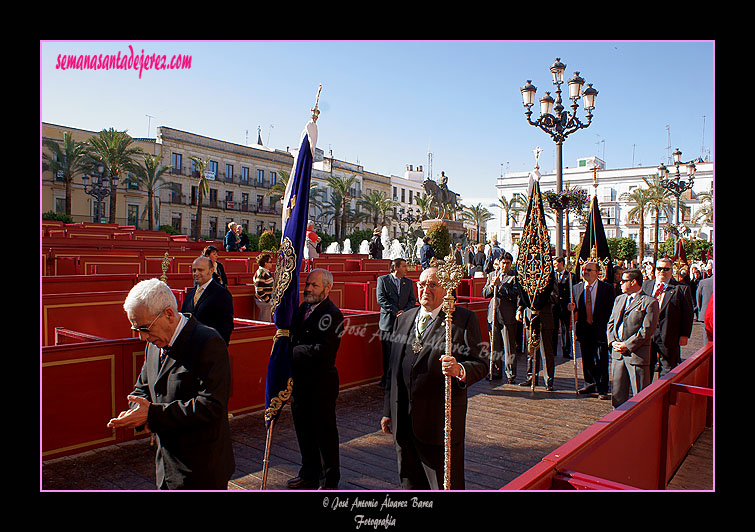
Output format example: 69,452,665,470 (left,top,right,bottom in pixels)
496,156,714,261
